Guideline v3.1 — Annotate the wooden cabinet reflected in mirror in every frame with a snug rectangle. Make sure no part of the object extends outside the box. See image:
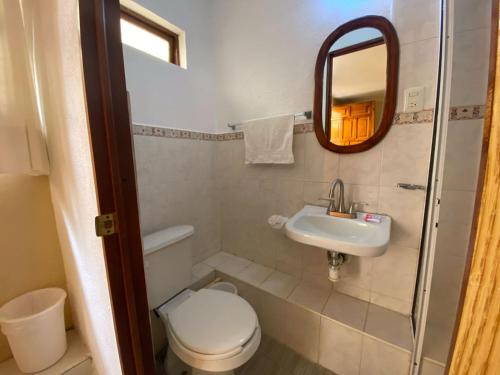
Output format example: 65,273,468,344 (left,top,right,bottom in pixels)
314,16,399,153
